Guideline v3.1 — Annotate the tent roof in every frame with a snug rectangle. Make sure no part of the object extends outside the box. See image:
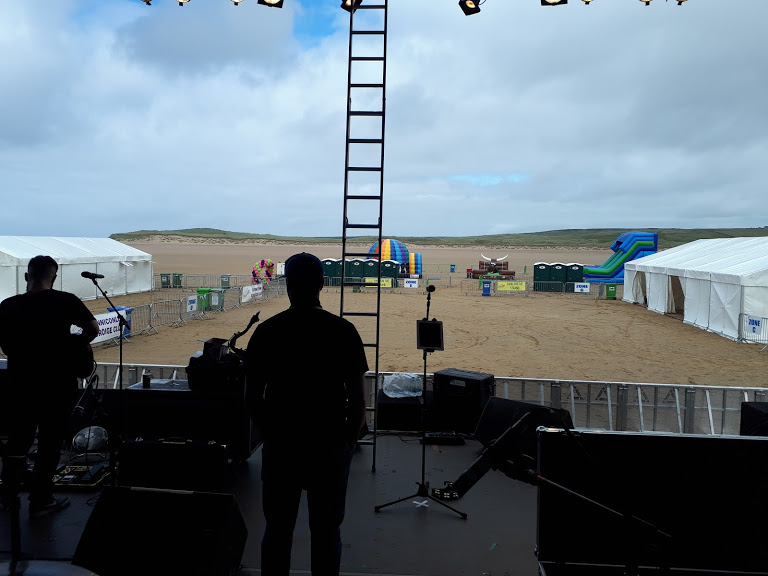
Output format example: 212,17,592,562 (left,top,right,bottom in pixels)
0,236,151,266
625,237,768,286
